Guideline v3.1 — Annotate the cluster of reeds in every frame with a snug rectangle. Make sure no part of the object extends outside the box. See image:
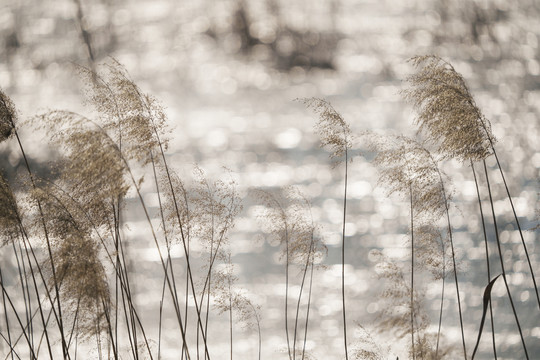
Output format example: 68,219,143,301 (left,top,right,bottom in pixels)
0,55,537,360
0,61,257,360
346,55,537,359
298,56,537,359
